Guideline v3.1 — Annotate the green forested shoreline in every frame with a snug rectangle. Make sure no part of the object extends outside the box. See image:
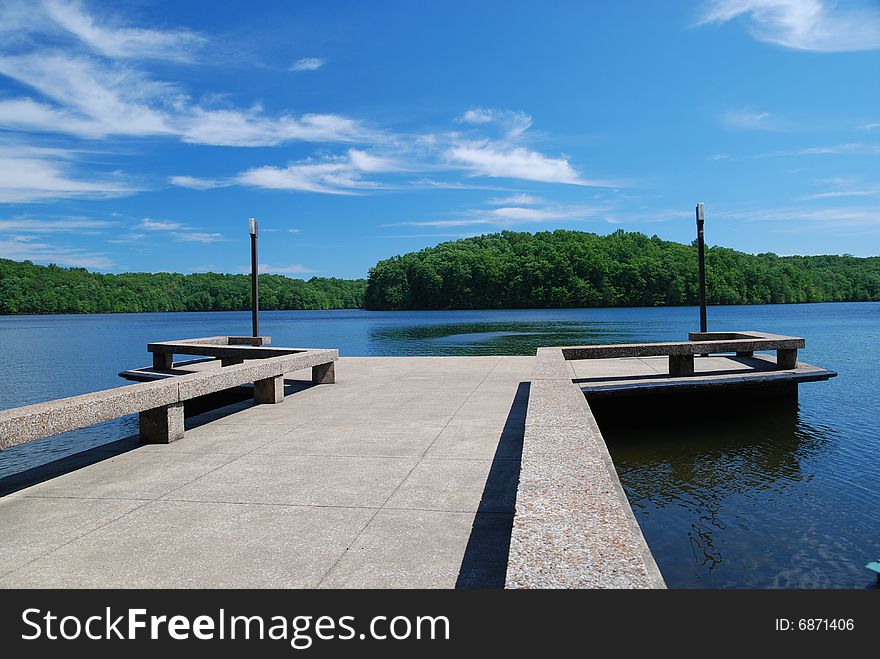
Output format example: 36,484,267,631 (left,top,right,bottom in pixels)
2,229,880,314
0,259,366,314
364,230,880,309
